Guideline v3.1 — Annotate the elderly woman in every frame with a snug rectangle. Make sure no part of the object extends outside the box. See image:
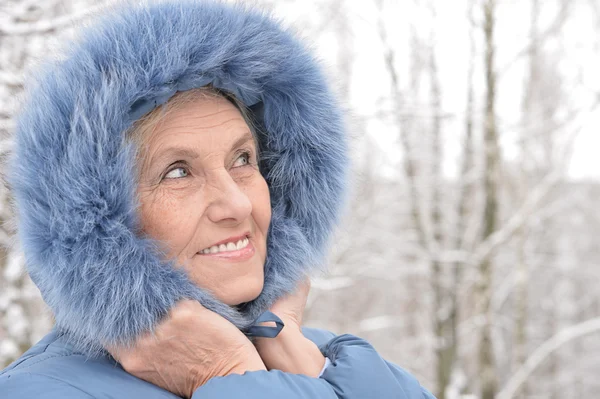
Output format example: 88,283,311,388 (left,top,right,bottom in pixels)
0,1,435,398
